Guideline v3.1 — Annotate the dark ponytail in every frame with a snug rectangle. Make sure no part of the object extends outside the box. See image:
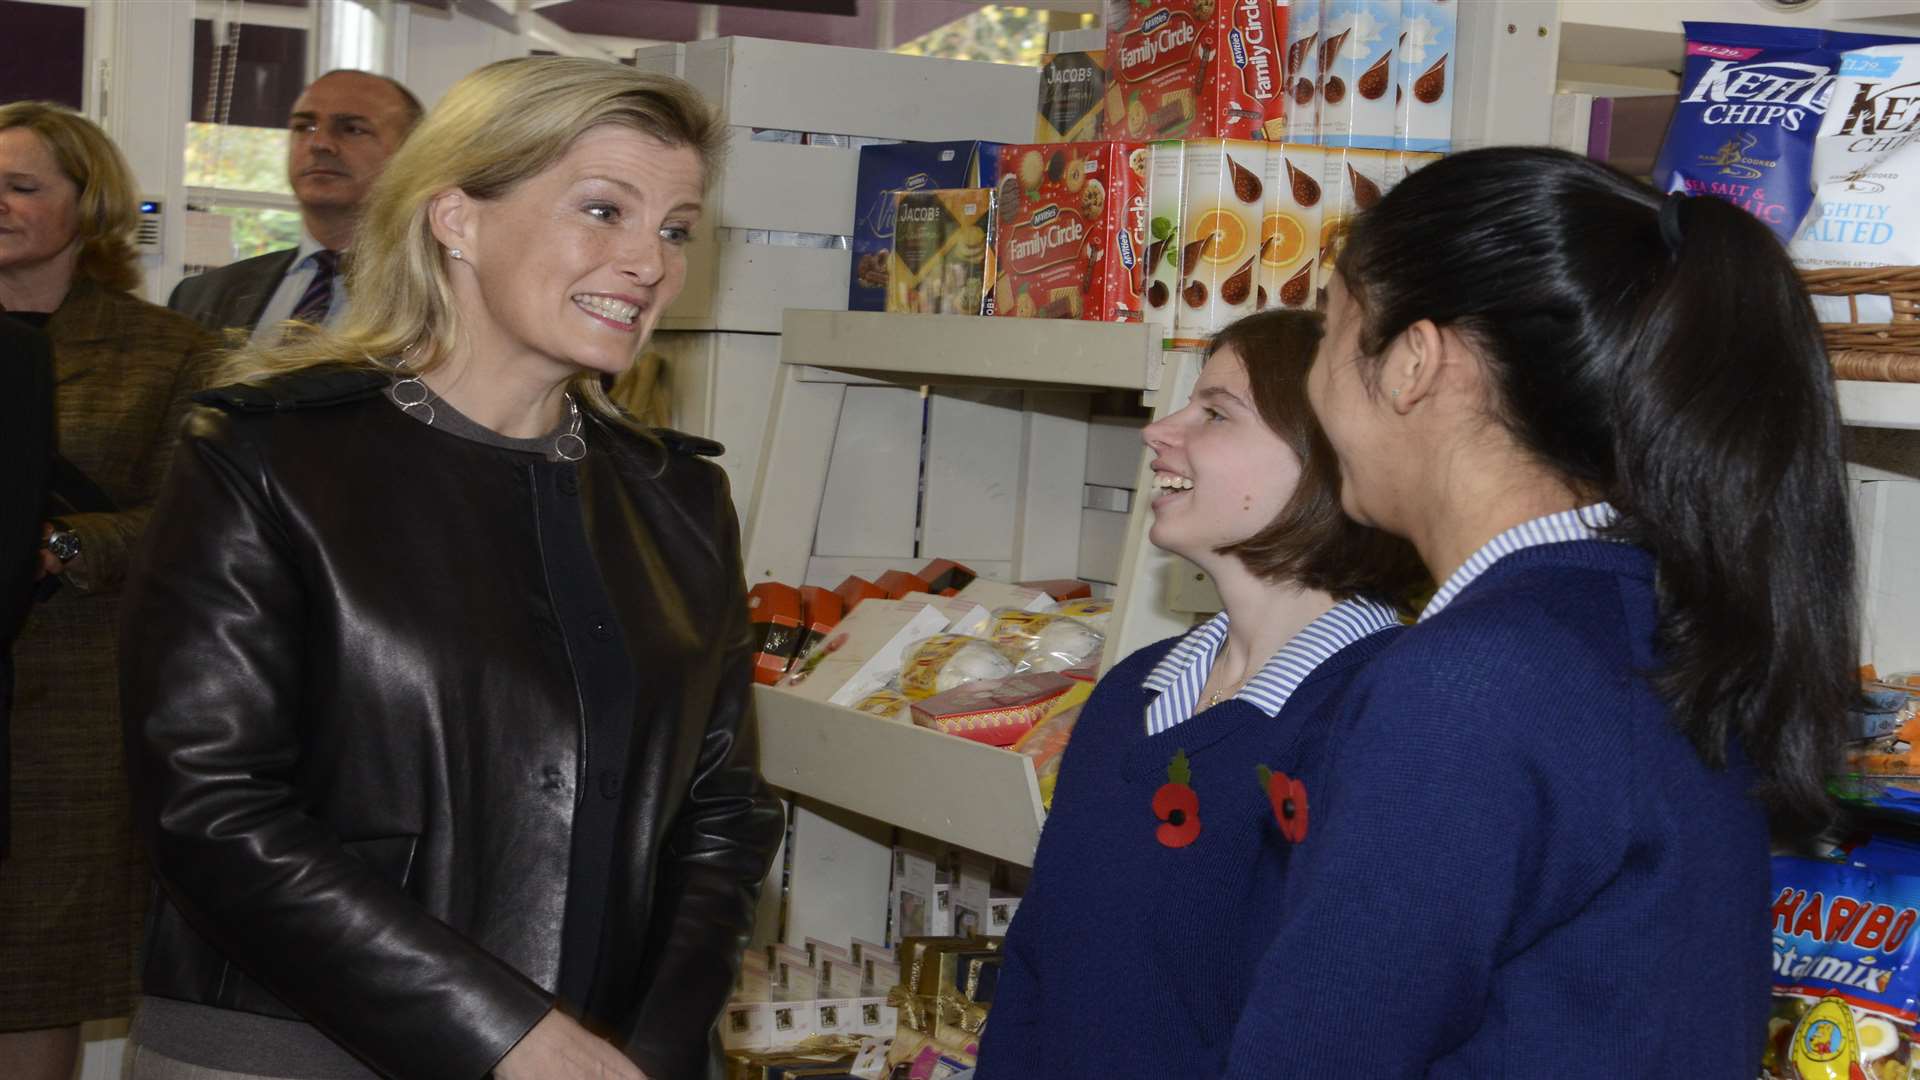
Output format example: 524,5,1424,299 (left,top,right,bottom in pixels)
1335,146,1855,831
